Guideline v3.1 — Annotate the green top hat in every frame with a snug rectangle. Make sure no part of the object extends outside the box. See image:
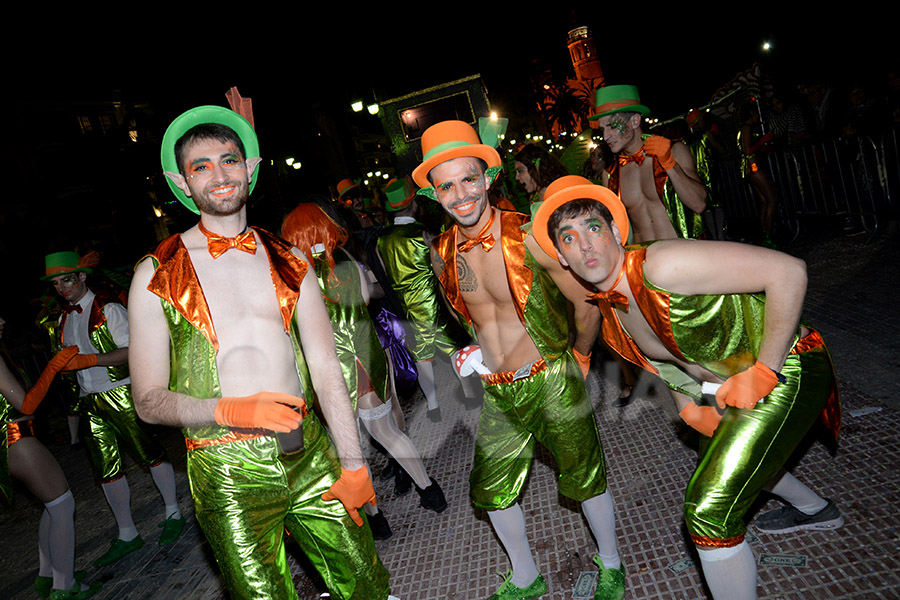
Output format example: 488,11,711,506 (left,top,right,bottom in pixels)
384,177,417,212
589,85,651,121
160,105,260,215
41,251,93,281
